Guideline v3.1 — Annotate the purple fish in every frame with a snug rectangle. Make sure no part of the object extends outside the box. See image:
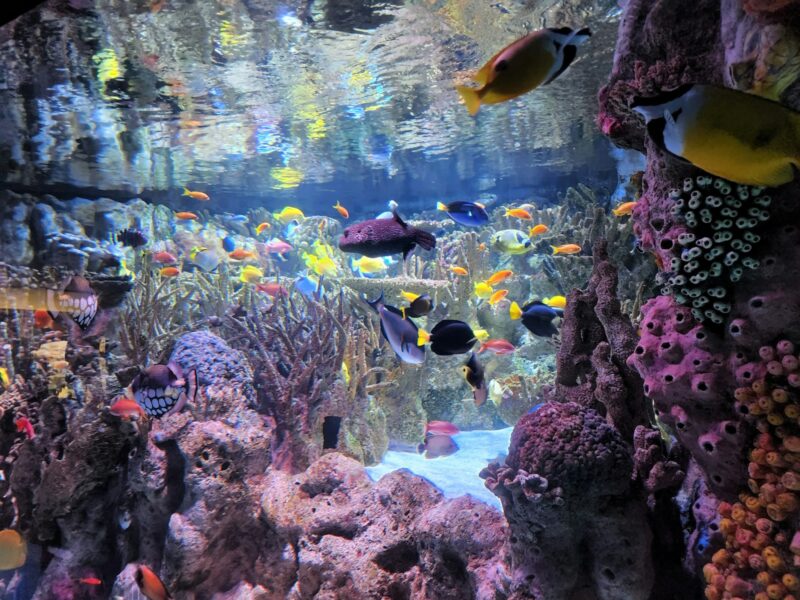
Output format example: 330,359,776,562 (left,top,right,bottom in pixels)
338,211,436,259
417,433,459,459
